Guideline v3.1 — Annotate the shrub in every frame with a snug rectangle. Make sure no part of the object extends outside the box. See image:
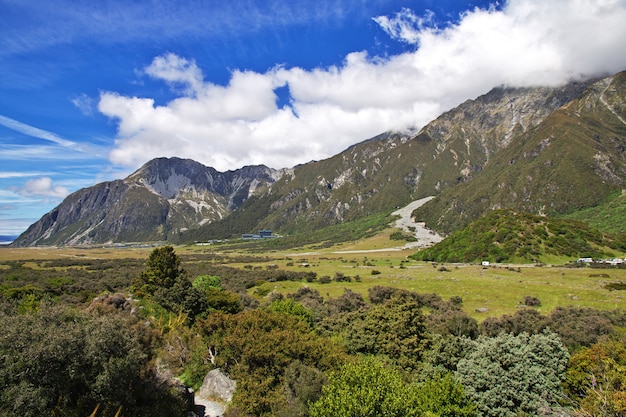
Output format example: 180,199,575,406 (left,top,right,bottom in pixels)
457,331,569,417
0,304,189,417
523,295,541,307
192,275,221,291
310,357,475,417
